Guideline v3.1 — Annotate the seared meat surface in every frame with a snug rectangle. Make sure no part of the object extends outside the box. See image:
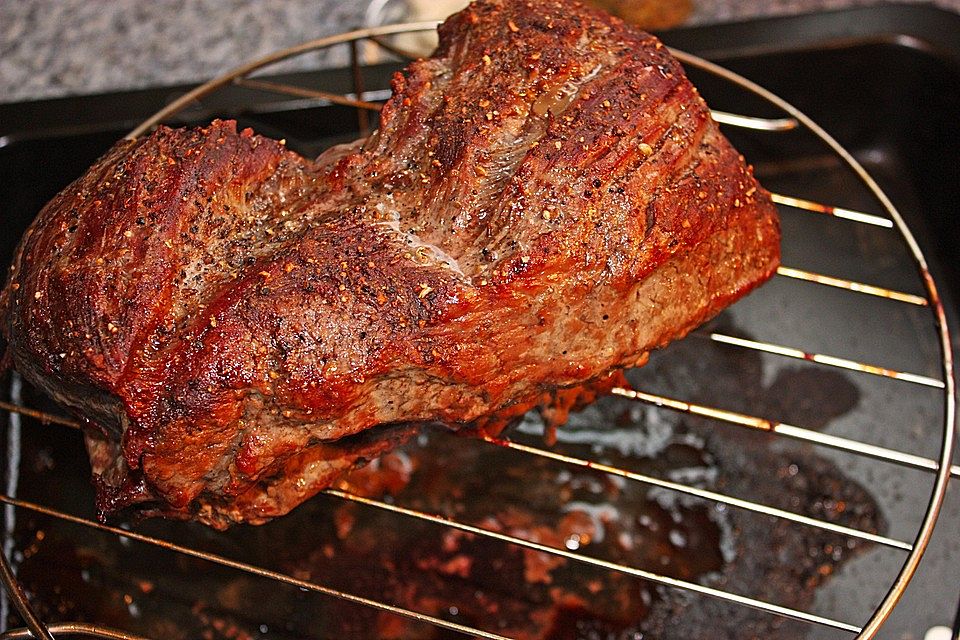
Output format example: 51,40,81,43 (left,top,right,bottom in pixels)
1,0,779,527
